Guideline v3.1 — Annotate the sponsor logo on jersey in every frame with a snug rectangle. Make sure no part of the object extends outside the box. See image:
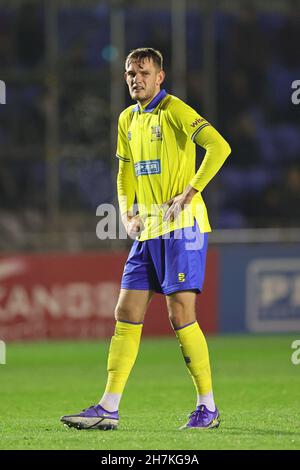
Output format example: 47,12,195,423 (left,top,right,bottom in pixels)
190,117,206,128
134,159,161,176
